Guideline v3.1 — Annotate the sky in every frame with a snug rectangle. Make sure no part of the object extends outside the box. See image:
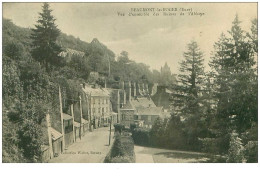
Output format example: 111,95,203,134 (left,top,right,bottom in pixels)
2,2,257,74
